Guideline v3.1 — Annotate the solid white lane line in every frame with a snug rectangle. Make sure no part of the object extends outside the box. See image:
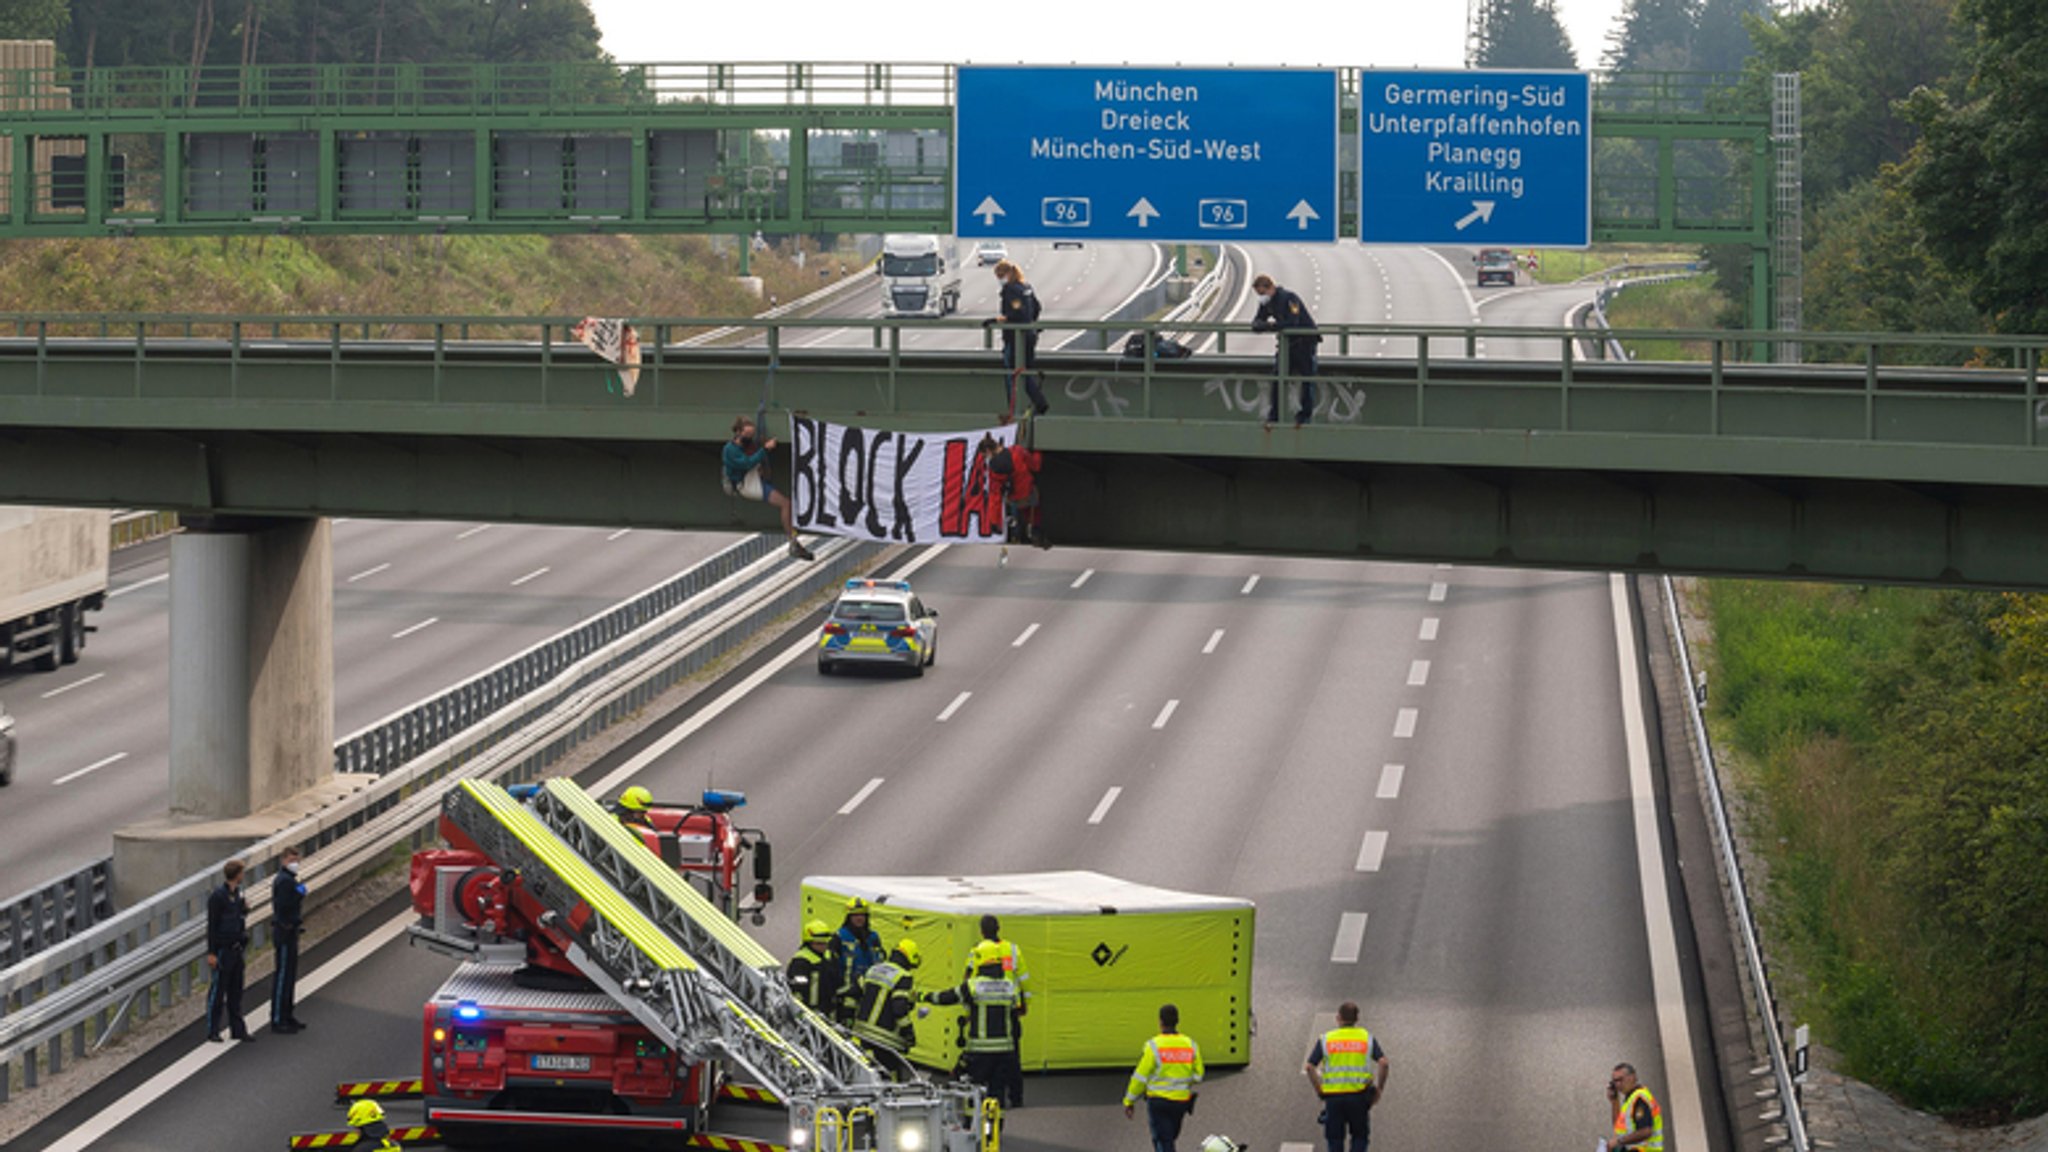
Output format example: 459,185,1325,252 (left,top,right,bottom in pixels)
1377,763,1405,799
1356,830,1389,873
510,567,551,587
1331,912,1369,963
1152,699,1180,730
937,692,973,722
1428,582,1448,602
1407,660,1431,687
1012,623,1040,648
1420,617,1440,641
606,528,634,541
41,672,105,699
1071,568,1095,589
1611,574,1708,1152
108,573,168,598
391,617,439,640
345,563,391,583
1202,628,1225,655
1240,574,1261,595
455,524,494,540
839,777,886,815
1088,787,1123,825
1393,707,1418,738
53,752,128,786
41,910,415,1152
